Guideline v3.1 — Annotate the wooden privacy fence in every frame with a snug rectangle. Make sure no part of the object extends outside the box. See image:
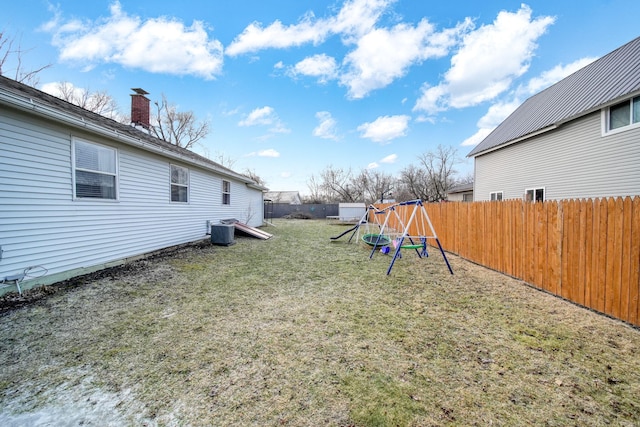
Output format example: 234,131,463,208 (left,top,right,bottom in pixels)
374,197,640,327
